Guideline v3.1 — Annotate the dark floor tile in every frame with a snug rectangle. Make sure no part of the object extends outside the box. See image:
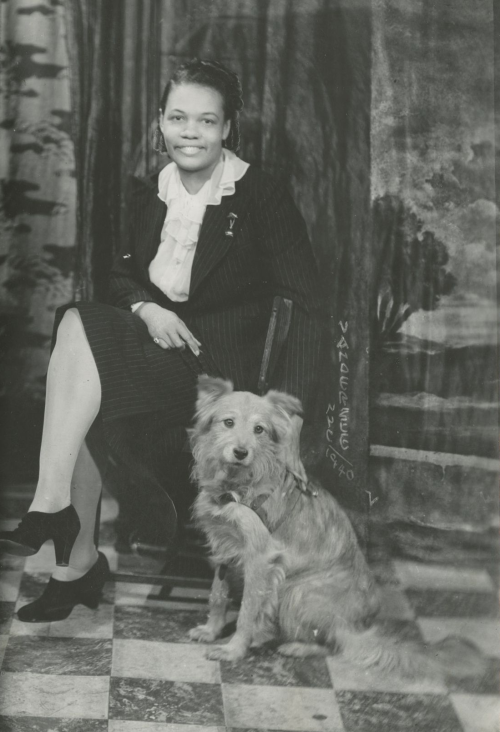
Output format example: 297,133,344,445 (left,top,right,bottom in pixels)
0,602,16,634
116,545,212,577
445,655,500,695
17,572,51,602
220,645,332,688
337,691,464,732
97,520,116,547
377,618,424,643
114,605,208,642
406,588,500,617
109,677,224,725
0,718,108,732
116,551,169,575
2,637,112,675
0,554,26,571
